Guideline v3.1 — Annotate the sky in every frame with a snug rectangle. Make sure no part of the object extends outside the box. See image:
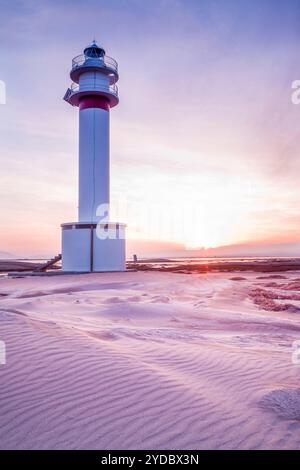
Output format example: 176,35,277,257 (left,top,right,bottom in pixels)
0,0,300,257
